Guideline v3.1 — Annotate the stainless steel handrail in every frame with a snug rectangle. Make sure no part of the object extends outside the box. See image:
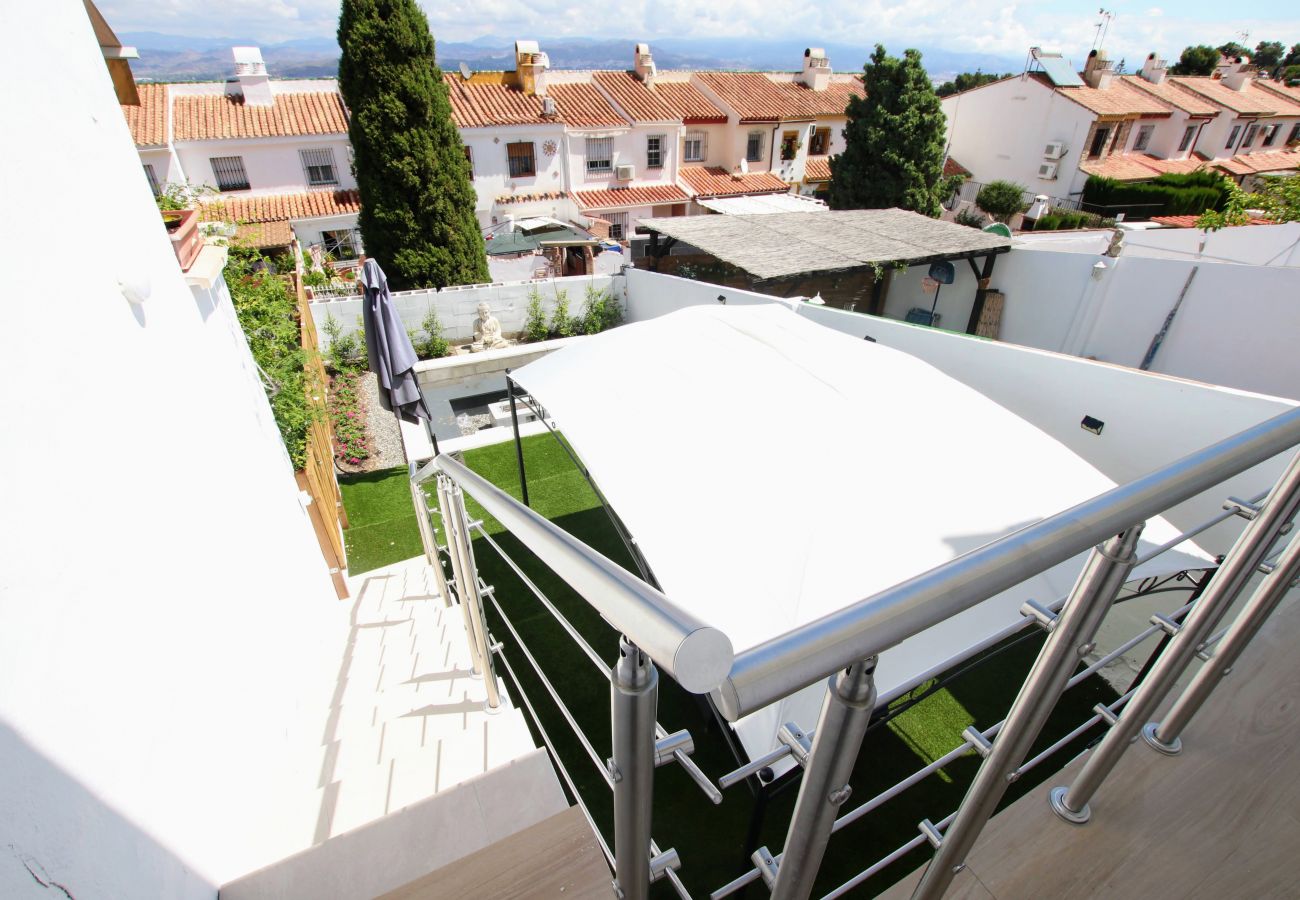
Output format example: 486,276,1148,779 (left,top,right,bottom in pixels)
713,406,1300,721
430,453,734,693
